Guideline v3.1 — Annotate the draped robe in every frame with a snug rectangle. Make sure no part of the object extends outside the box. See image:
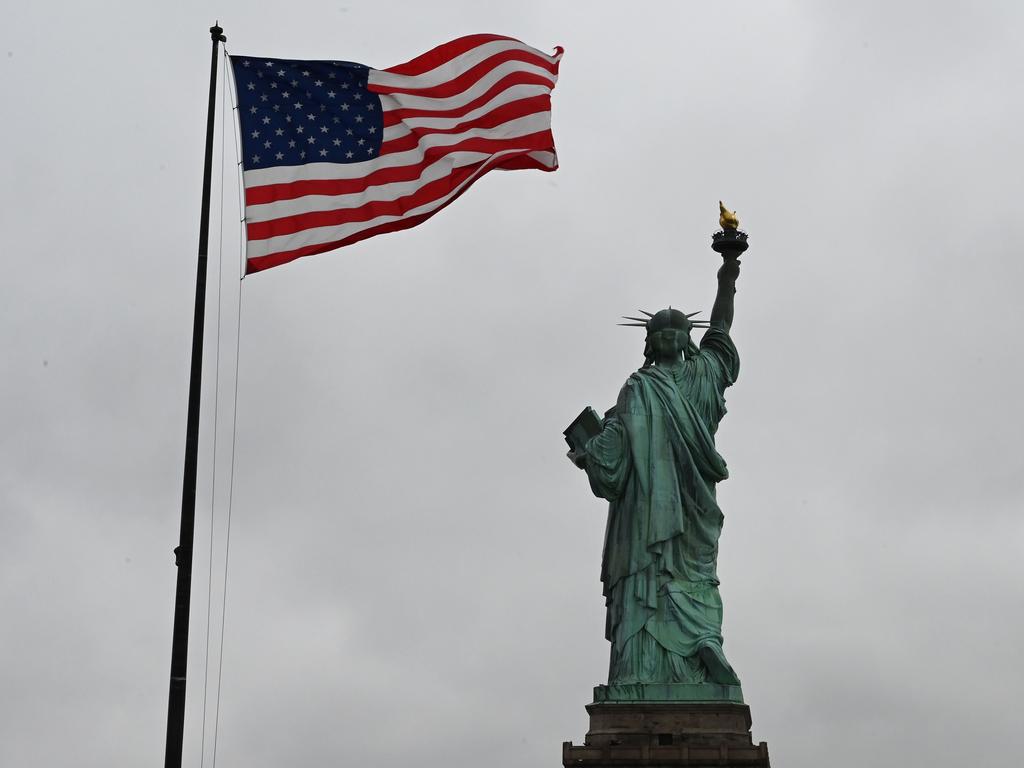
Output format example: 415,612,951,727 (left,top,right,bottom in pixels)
582,328,740,685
